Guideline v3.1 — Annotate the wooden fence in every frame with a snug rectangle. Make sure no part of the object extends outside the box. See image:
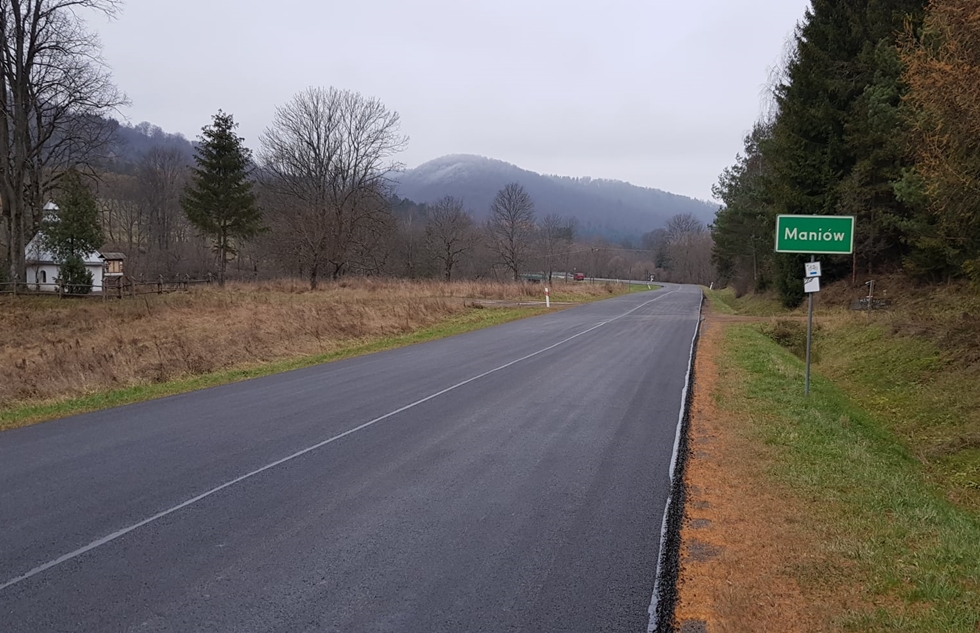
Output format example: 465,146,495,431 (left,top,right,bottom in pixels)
0,274,215,299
